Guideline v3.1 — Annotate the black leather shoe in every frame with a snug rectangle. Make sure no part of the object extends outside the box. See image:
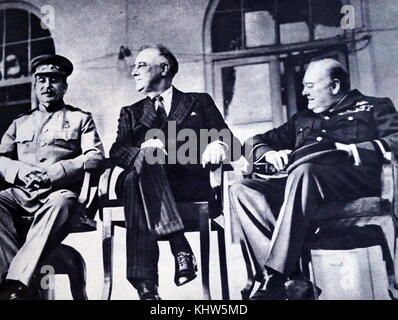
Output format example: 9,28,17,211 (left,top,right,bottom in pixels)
0,280,30,300
136,280,161,300
174,252,198,286
285,278,322,300
250,274,287,300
